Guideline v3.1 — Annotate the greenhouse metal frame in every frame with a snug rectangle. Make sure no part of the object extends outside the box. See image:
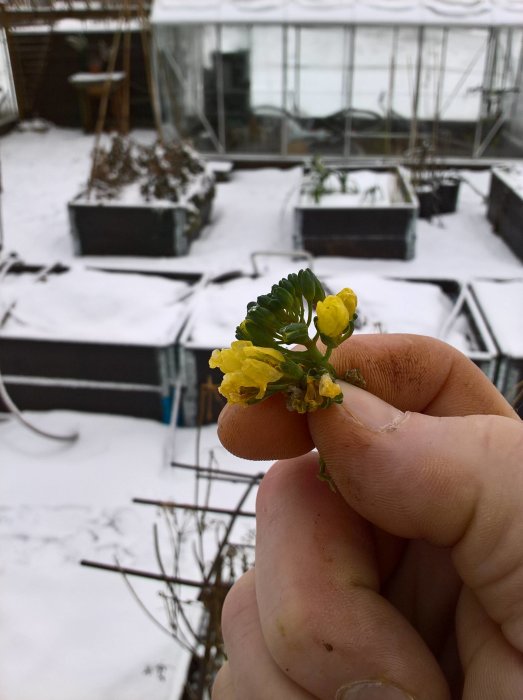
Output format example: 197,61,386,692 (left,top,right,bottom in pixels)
151,1,523,160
